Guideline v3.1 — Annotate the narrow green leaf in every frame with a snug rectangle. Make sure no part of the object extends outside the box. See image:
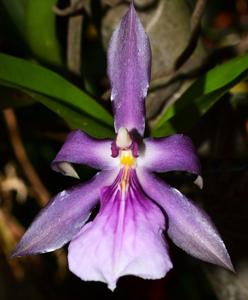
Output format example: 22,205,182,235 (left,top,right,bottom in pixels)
152,54,248,137
0,53,113,127
0,85,114,138
34,94,114,138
